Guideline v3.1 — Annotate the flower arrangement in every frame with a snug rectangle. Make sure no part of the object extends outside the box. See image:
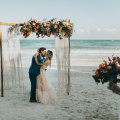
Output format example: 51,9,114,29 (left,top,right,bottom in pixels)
8,18,73,39
92,55,120,85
